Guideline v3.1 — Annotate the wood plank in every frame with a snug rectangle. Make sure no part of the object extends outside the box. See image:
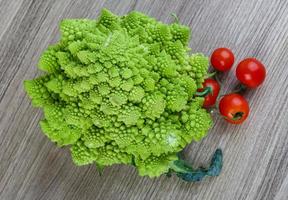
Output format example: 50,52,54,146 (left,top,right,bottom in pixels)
0,0,288,199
